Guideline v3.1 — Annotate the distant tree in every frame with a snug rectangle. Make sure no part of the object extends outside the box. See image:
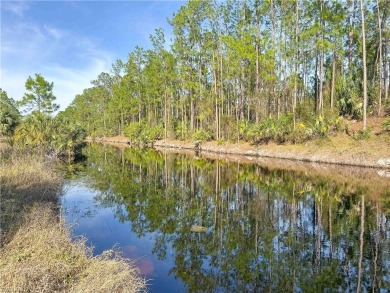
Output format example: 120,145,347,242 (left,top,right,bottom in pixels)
19,74,59,114
0,88,21,136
